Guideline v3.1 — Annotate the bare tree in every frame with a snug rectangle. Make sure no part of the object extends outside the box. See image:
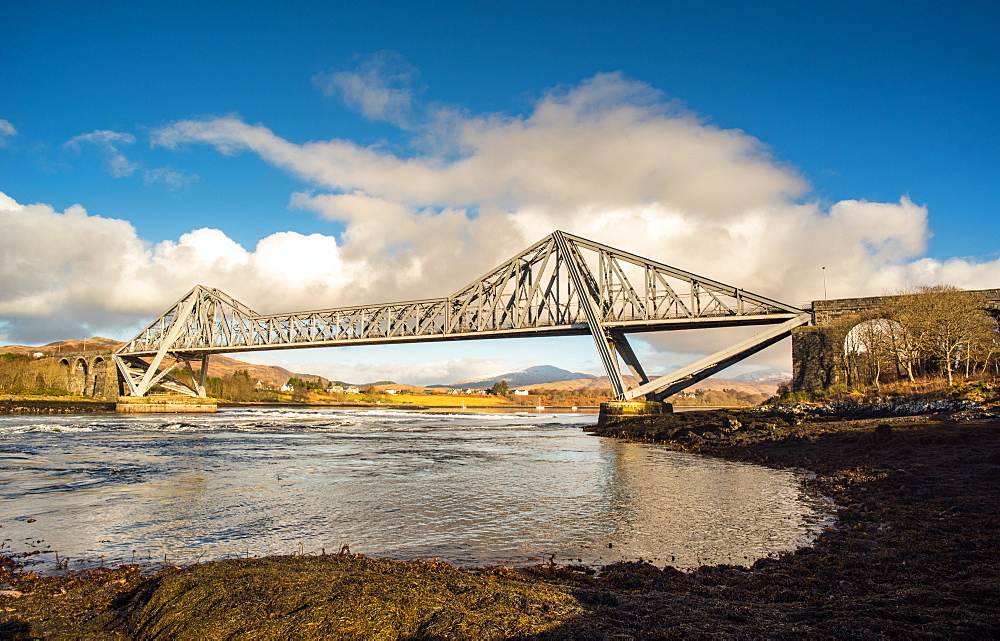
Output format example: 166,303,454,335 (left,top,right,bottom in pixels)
824,313,864,387
0,354,69,394
843,316,908,389
880,286,997,385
